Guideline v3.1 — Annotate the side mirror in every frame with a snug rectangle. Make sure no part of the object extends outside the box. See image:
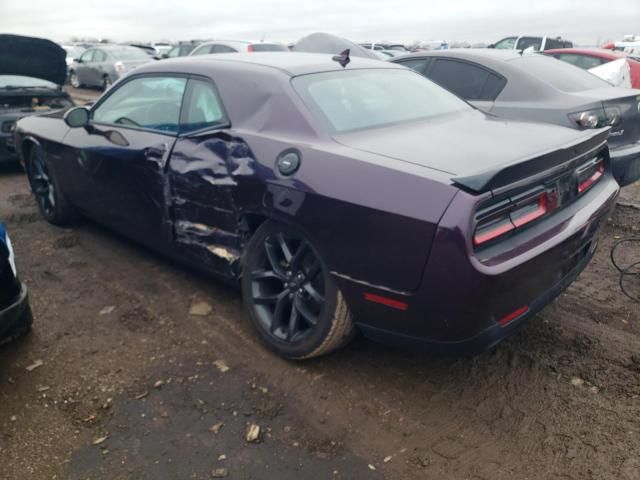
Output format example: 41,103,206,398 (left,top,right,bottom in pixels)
487,43,495,49
161,53,169,59
64,107,90,128
76,58,83,63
